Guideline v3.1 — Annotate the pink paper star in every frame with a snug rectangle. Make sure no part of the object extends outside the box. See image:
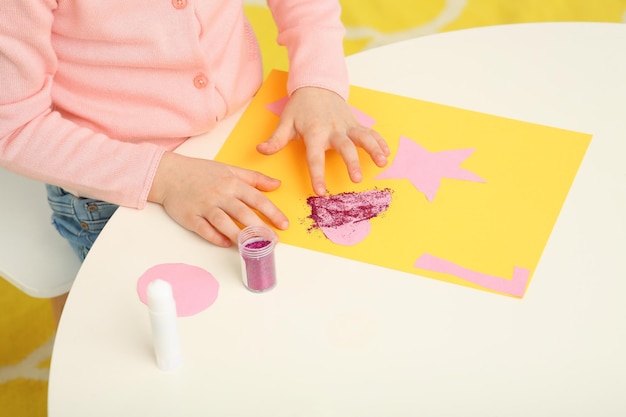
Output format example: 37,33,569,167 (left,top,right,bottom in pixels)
375,136,486,201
